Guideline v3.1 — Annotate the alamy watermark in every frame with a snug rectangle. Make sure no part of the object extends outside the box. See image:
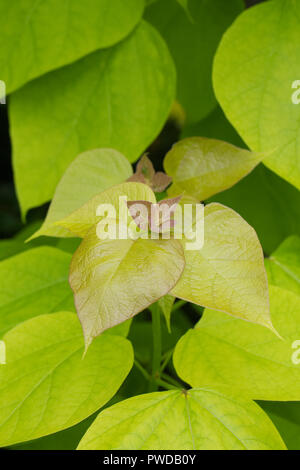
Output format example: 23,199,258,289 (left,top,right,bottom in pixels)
95,196,204,251
0,341,6,365
0,80,6,104
291,80,300,104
